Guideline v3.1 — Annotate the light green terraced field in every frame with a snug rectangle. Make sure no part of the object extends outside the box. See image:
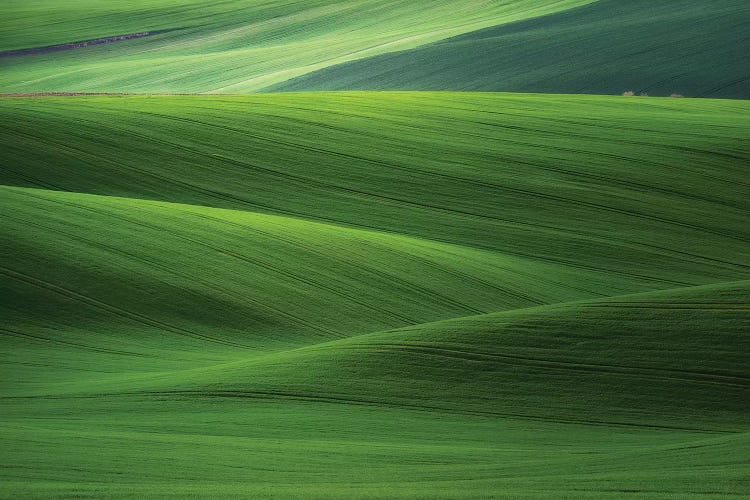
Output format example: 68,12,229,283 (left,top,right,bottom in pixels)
1,92,749,498
0,0,593,93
